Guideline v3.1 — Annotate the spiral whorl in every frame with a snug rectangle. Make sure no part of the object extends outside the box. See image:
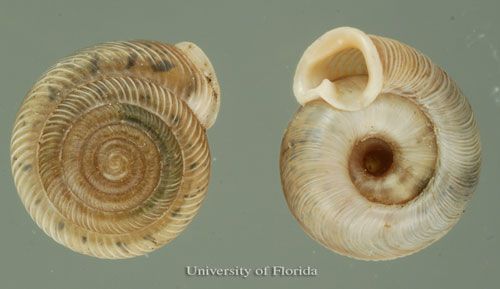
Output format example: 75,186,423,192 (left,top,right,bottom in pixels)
282,27,481,260
11,41,219,258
